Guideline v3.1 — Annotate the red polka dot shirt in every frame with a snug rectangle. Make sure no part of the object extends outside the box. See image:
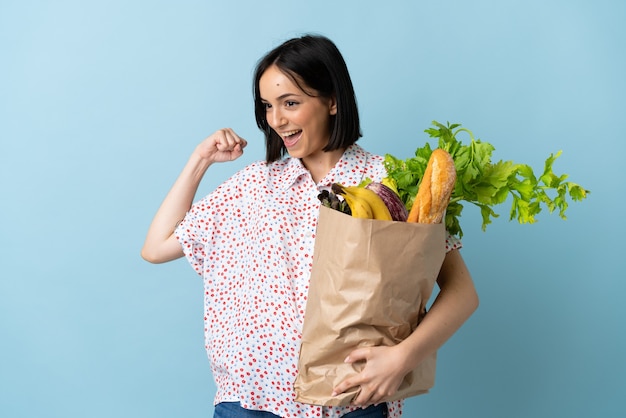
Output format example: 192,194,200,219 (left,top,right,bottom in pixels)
175,144,461,417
